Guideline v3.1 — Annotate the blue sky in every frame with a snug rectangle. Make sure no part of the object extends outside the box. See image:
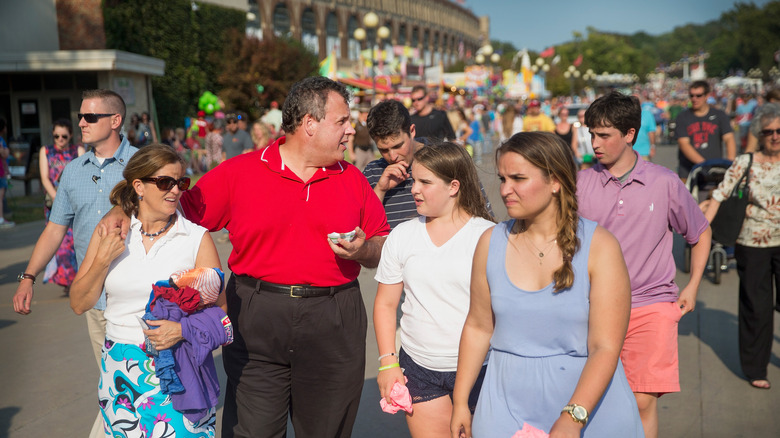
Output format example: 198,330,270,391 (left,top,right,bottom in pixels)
464,0,775,52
